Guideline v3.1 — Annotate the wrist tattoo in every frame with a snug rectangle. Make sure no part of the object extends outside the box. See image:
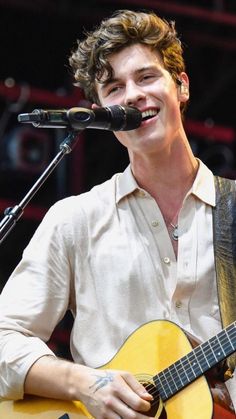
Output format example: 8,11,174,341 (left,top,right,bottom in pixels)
89,371,114,393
